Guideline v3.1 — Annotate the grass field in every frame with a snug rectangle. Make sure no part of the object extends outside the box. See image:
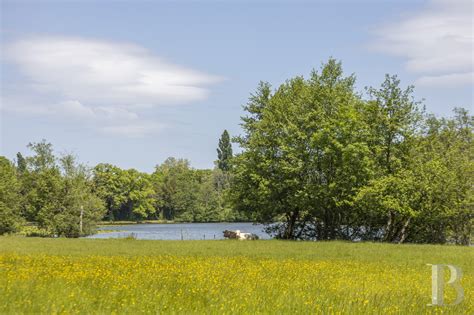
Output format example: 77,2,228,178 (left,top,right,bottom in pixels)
0,237,472,314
